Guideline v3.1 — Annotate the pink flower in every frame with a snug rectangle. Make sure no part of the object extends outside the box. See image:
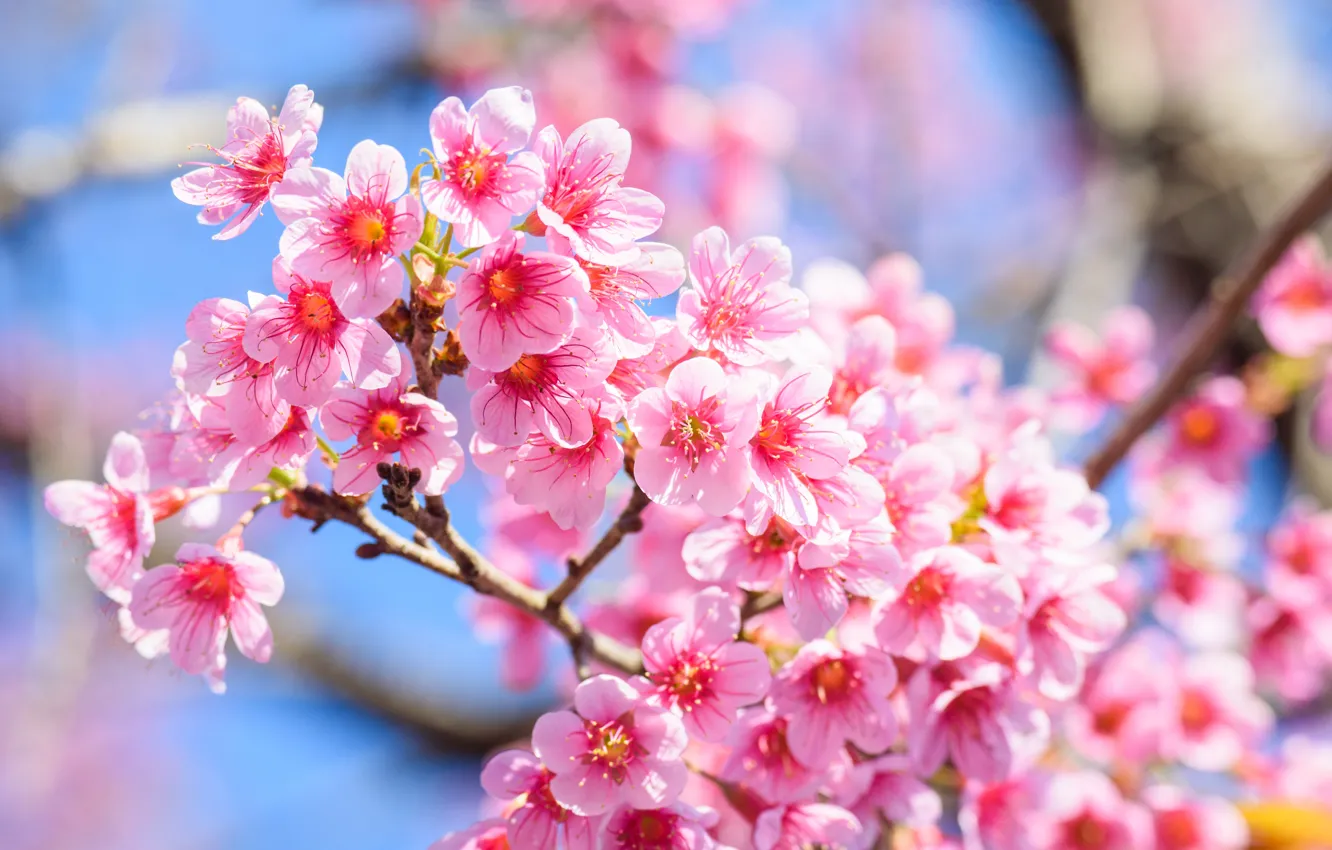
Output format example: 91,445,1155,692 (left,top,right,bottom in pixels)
1264,499,1332,607
44,433,183,602
681,514,801,589
127,542,284,680
827,315,903,415
600,804,719,850
753,804,862,850
273,140,423,317
676,227,806,366
1152,558,1246,649
1027,771,1152,850
769,640,898,765
1169,652,1272,771
1019,561,1126,700
719,707,826,803
429,819,512,850
1246,596,1332,703
878,443,956,556
626,357,760,516
873,547,1022,662
421,86,544,247
320,375,463,496
212,406,317,490
1061,632,1178,766
172,84,321,240
531,674,688,816
469,327,617,449
907,662,1049,784
744,366,860,528
244,260,401,407
1152,376,1270,484
480,750,595,850
788,514,901,639
1142,786,1247,850
172,295,287,441
1044,306,1156,430
839,755,941,835
638,587,771,742
533,118,665,264
507,401,624,532
575,243,687,358
1266,735,1332,807
1252,235,1332,358
457,232,590,372
606,318,691,406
